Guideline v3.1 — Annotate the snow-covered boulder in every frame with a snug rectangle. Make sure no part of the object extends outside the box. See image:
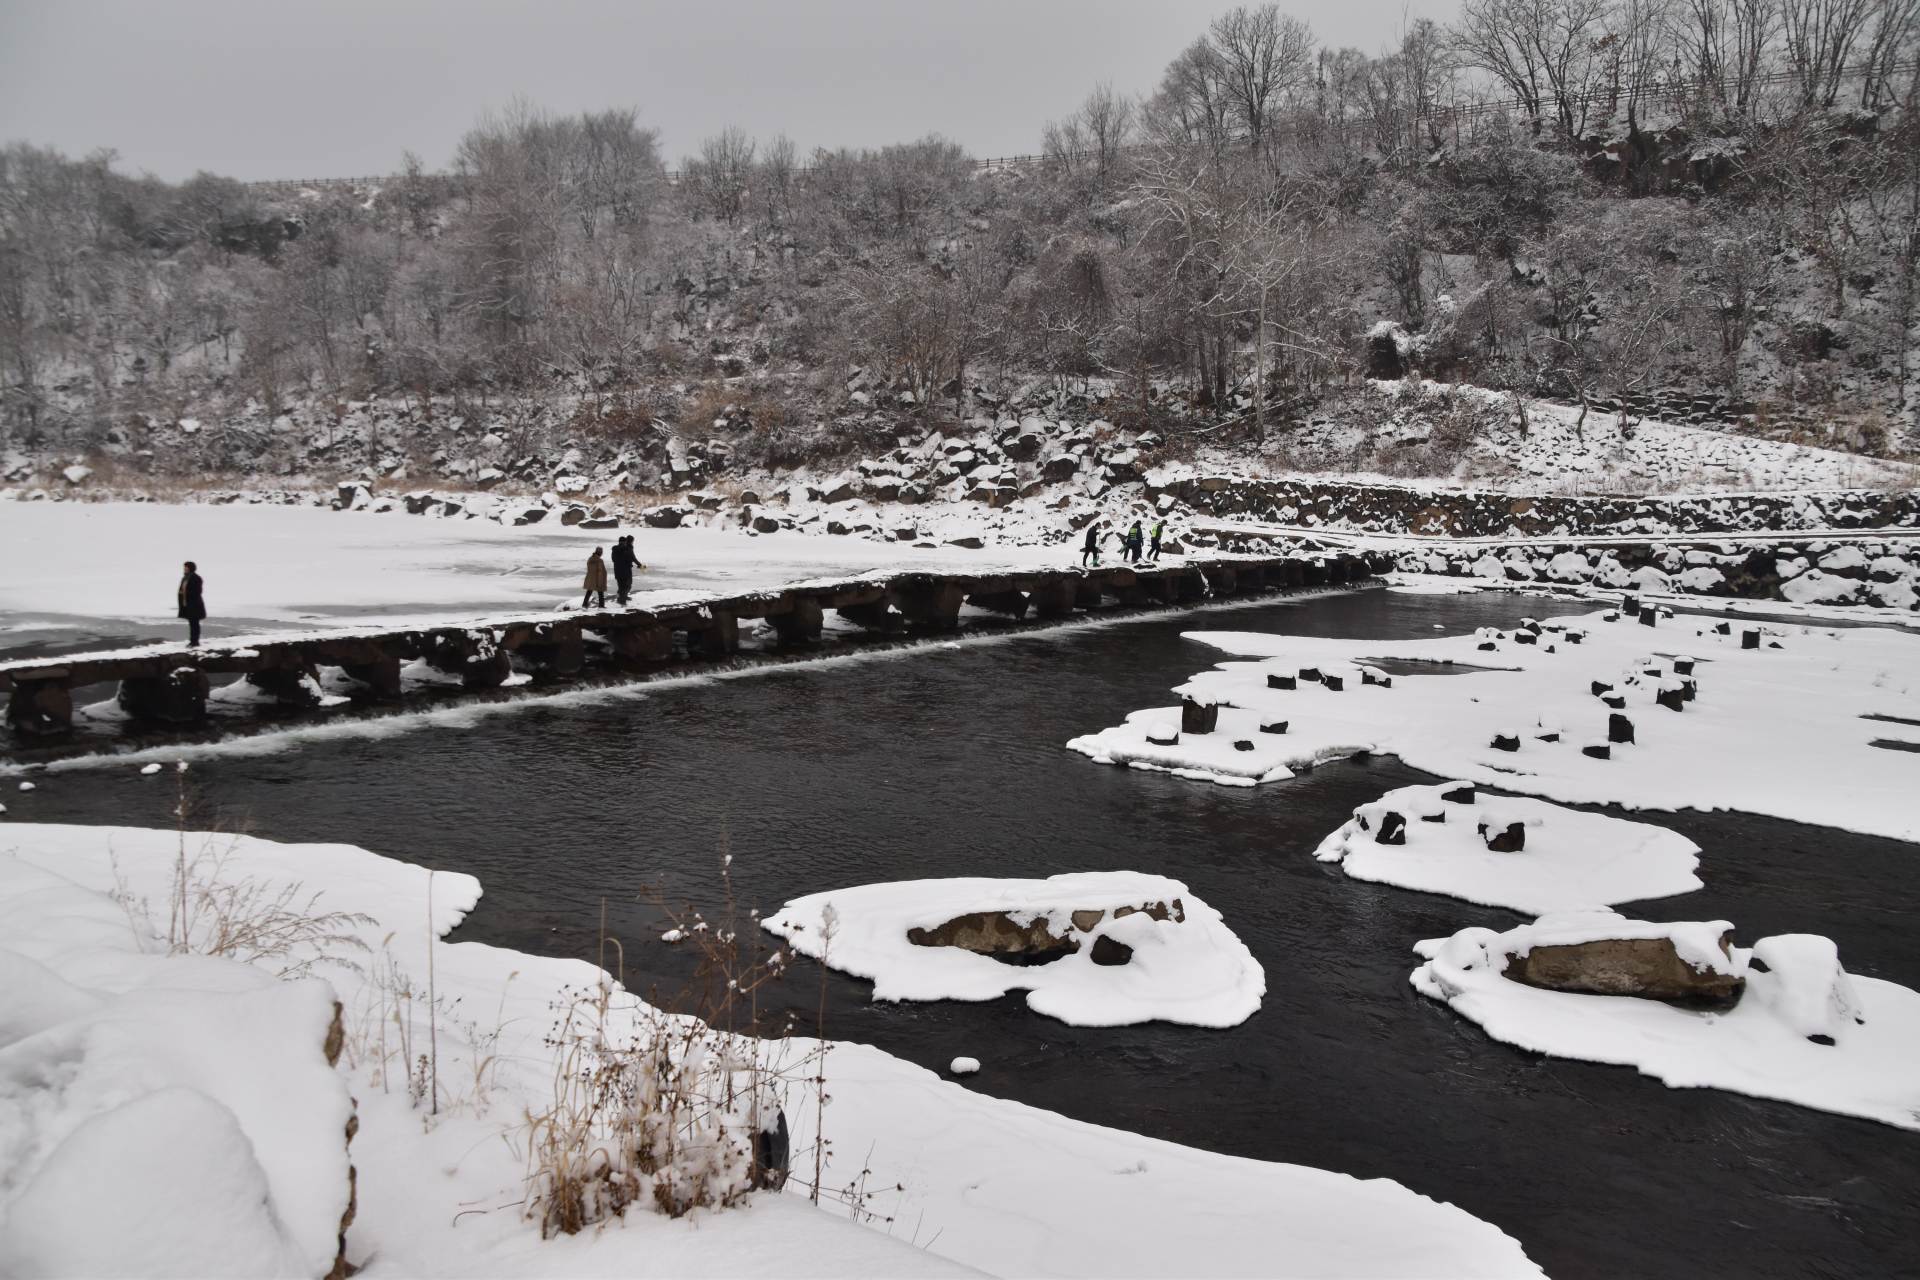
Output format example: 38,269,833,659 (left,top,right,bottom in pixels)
1747,934,1864,1044
764,872,1263,1028
0,858,356,1279
1450,909,1745,1003
1314,784,1701,912
1413,913,1920,1129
